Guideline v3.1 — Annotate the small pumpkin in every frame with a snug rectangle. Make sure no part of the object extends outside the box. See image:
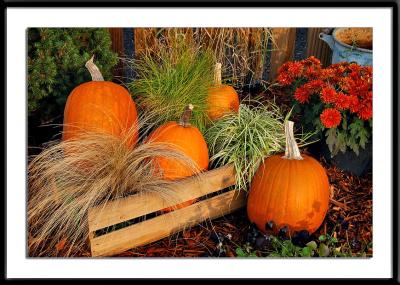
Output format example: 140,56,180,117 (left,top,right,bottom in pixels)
207,63,240,120
146,104,209,211
63,56,139,148
247,120,330,235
